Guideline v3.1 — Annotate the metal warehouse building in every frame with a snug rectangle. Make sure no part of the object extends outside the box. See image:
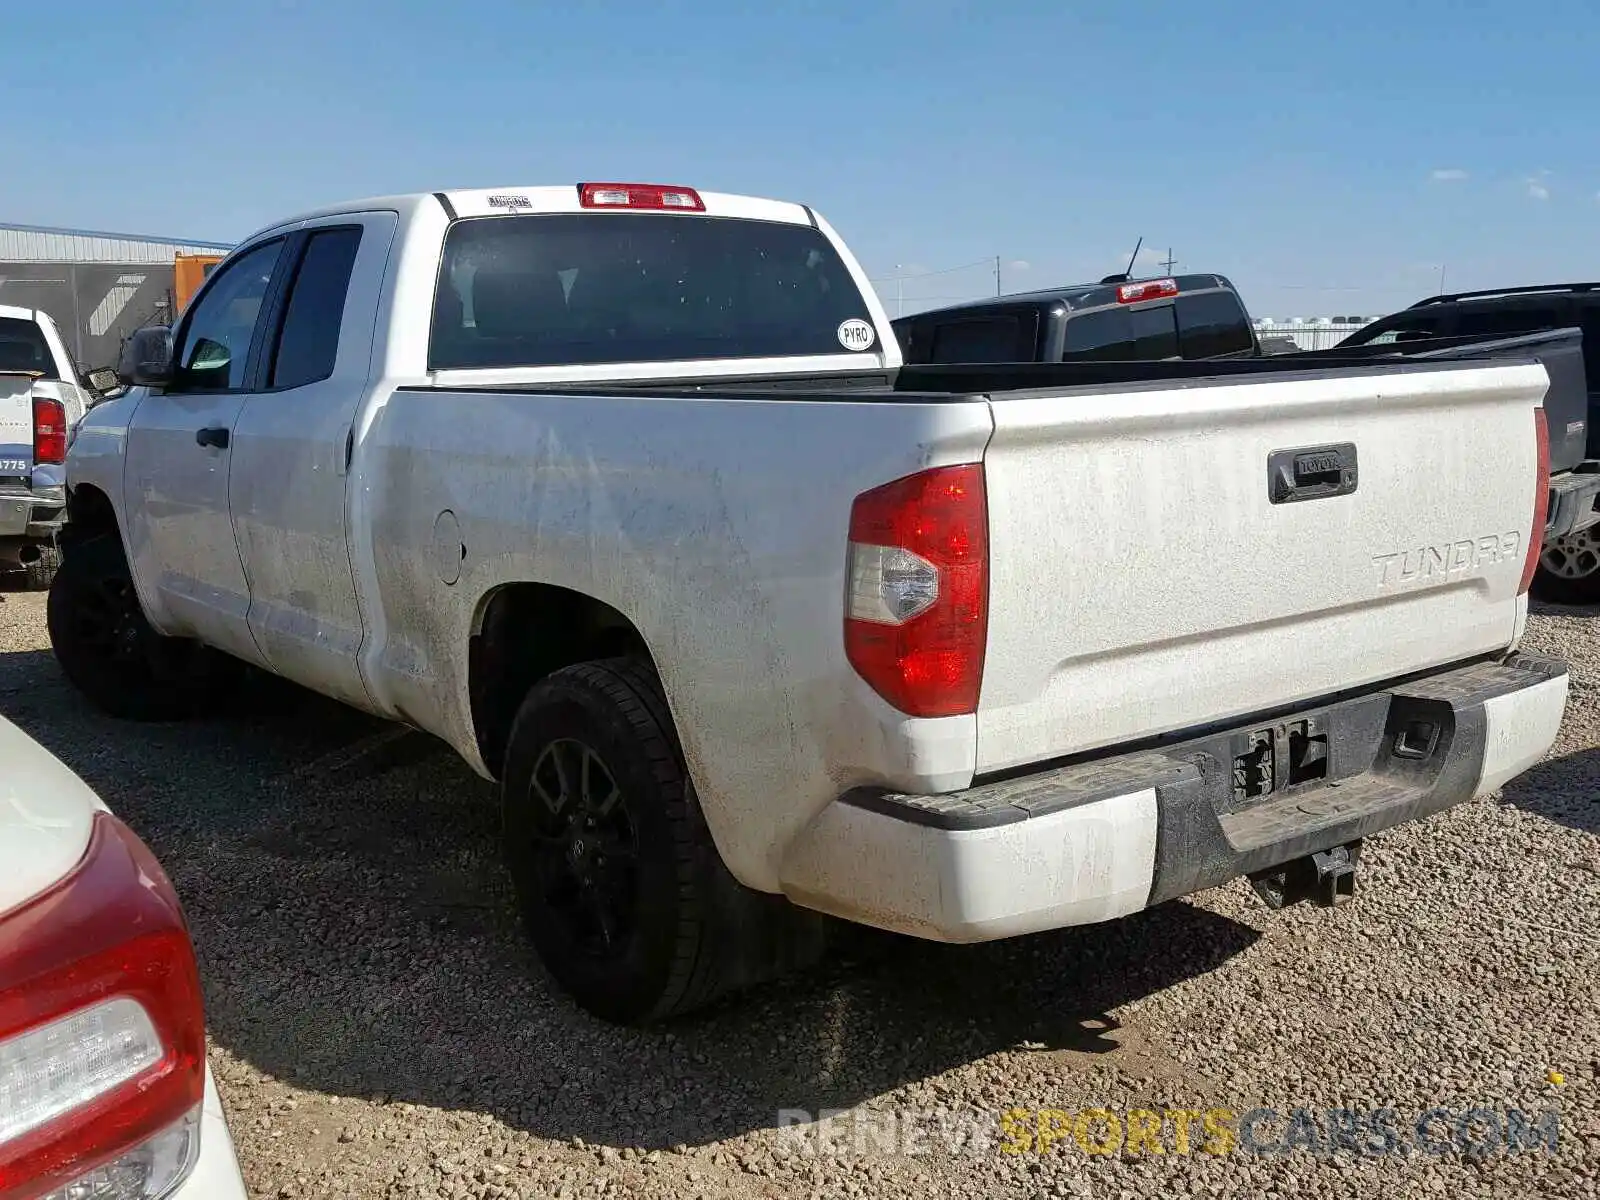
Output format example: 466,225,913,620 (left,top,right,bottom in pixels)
0,222,234,371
